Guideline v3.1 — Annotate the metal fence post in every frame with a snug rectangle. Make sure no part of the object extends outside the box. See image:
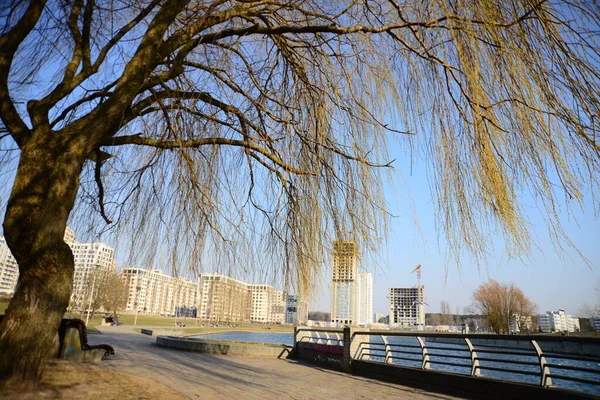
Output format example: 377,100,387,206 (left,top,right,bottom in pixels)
532,340,552,387
464,338,480,377
416,337,430,370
